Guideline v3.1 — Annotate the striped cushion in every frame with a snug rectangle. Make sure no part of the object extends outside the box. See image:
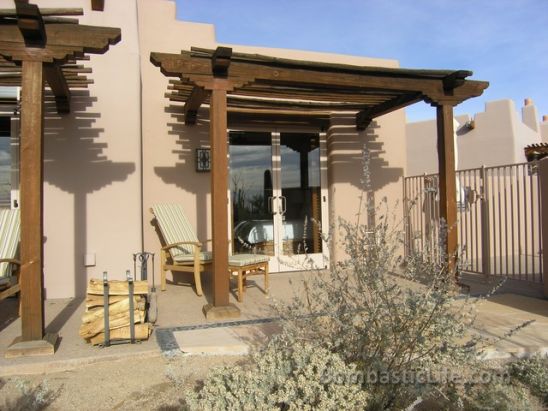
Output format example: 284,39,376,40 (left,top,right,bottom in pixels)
173,251,213,263
151,204,200,259
0,209,20,279
228,253,269,267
